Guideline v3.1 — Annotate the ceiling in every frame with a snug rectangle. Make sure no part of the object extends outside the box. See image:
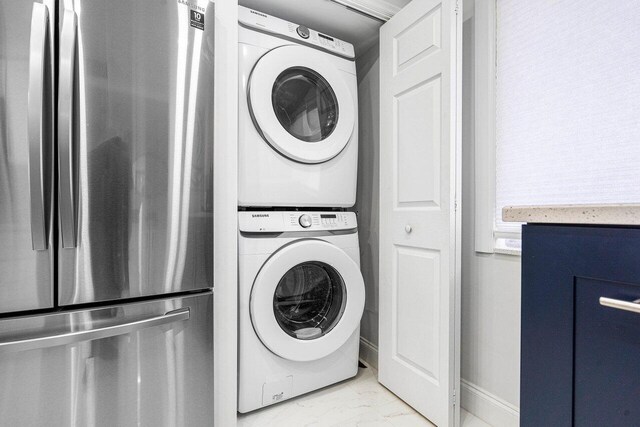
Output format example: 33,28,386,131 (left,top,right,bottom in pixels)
238,0,401,56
